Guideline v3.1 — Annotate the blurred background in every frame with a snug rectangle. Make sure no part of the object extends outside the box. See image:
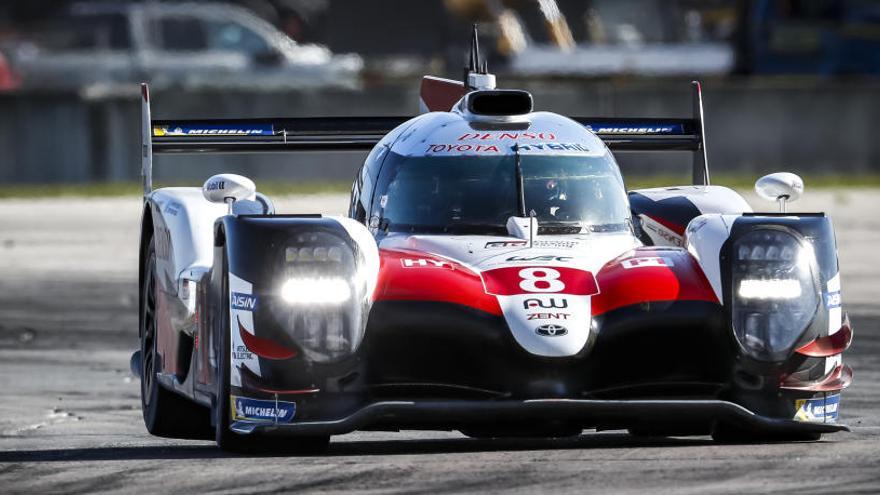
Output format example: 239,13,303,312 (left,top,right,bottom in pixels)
0,0,878,191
